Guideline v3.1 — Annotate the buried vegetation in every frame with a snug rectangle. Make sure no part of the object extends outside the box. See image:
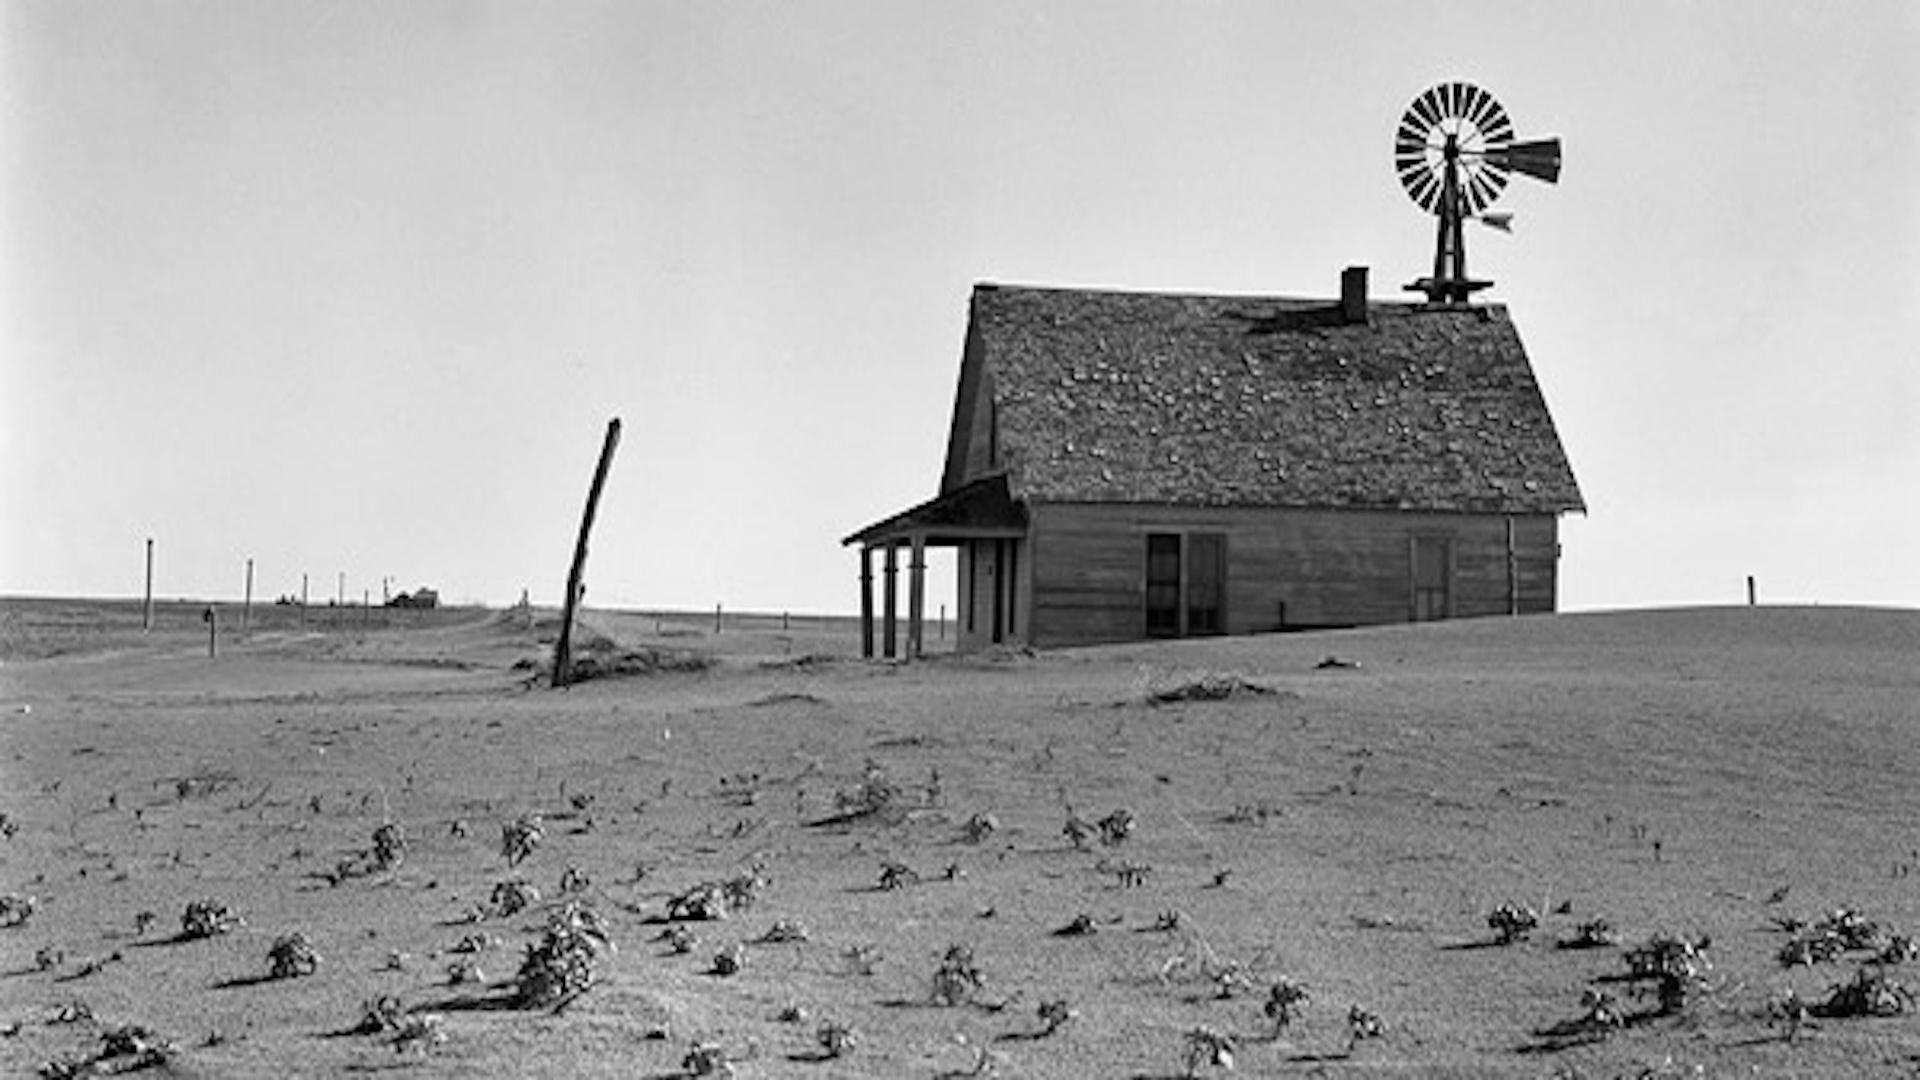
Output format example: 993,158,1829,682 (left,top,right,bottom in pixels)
1,603,1917,1076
